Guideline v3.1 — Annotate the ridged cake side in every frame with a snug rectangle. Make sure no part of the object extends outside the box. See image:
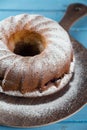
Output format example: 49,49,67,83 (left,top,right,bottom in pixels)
0,14,73,94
